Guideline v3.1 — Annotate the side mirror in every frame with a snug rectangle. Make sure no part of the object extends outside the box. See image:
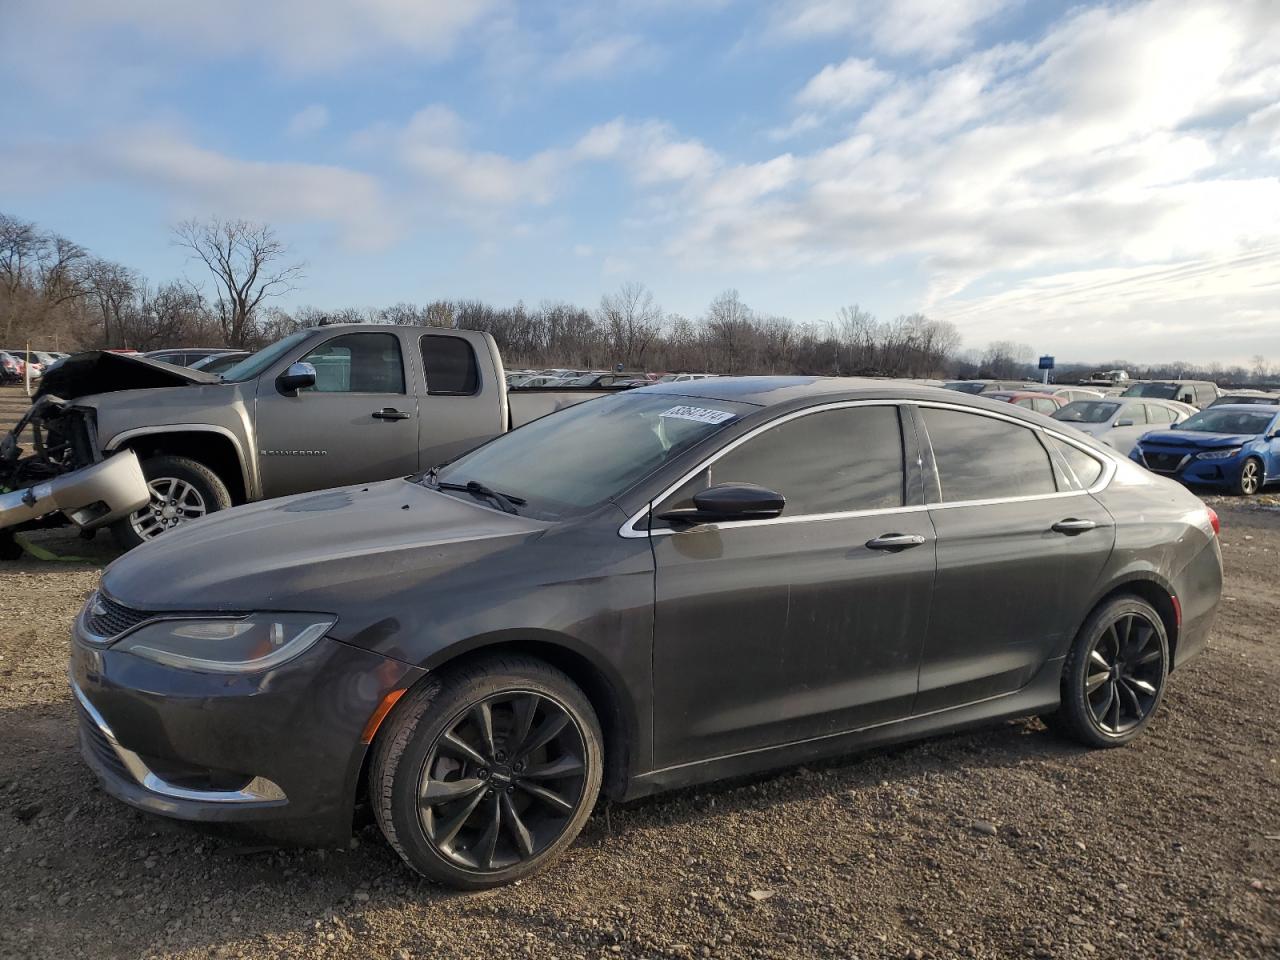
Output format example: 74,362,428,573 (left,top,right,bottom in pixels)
657,482,785,525
276,361,316,395
1114,418,1135,427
